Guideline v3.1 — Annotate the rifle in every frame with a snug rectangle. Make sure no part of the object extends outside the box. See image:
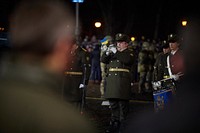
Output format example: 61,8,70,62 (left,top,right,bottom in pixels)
80,65,87,115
